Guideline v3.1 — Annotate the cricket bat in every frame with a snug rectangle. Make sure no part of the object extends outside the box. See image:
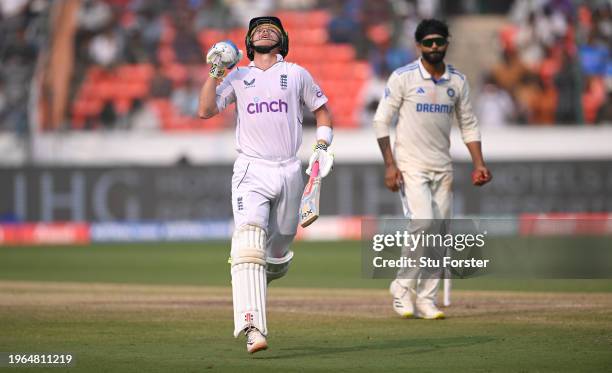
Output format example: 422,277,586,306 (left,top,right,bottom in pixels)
299,161,321,228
